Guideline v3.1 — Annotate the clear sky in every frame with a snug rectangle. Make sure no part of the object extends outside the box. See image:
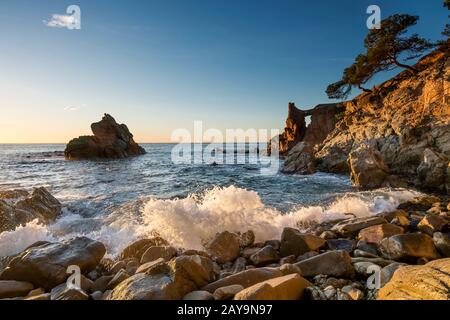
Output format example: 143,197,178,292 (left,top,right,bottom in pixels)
0,0,447,143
